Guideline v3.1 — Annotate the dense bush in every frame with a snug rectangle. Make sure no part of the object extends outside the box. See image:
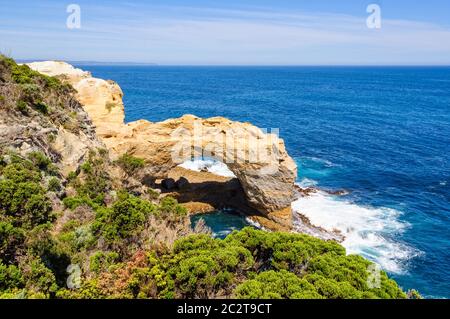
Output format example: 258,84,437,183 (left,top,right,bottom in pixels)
235,270,322,299
0,156,53,228
16,100,28,114
115,153,145,176
33,101,49,114
54,228,407,300
47,178,61,192
0,262,24,291
92,192,155,243
27,151,52,170
90,251,120,274
68,150,111,205
158,196,187,217
0,153,409,299
1,56,70,92
0,221,24,262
